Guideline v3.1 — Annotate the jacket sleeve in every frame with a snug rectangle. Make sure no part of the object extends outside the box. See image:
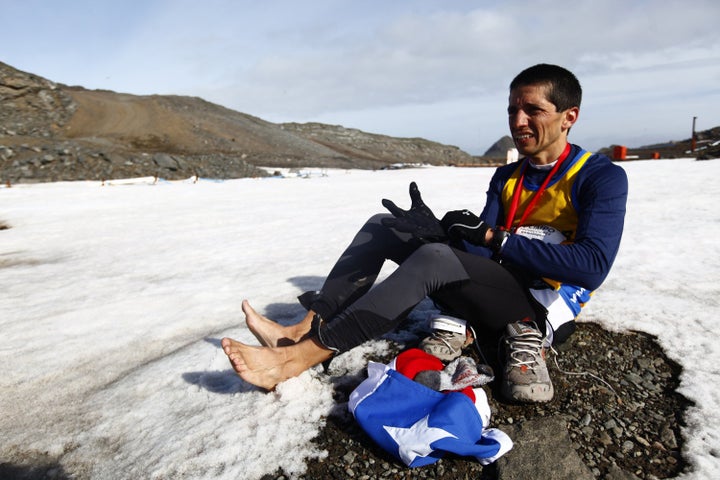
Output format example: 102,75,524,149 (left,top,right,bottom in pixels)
479,166,511,227
497,158,628,291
